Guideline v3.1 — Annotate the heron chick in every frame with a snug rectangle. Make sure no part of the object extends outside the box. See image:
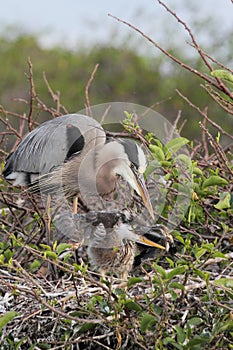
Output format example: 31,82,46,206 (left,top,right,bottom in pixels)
3,114,154,218
87,221,166,281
